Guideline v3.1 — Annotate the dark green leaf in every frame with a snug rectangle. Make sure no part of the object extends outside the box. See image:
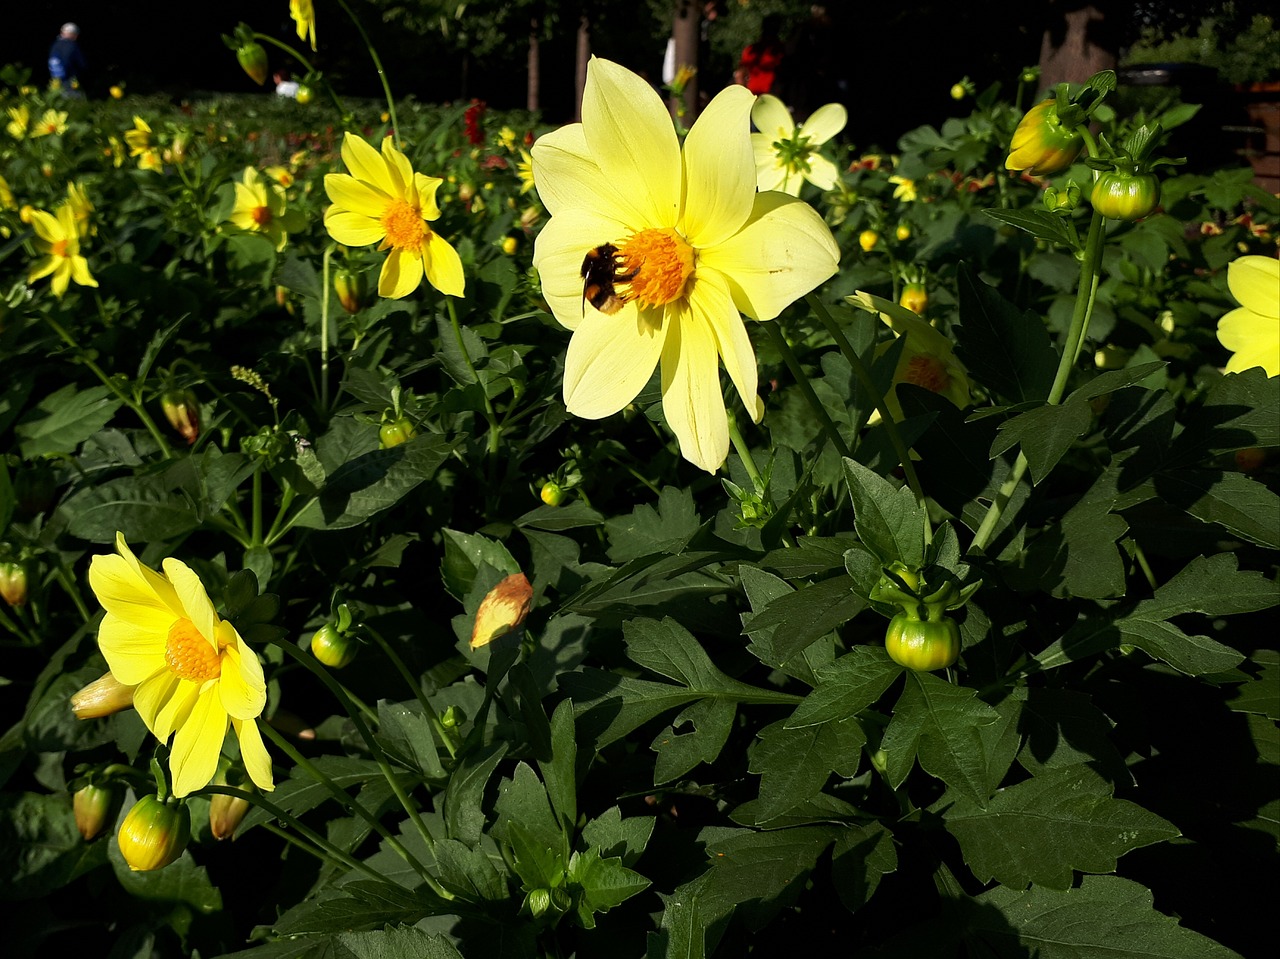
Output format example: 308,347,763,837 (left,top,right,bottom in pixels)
954,263,1059,404
842,457,927,567
651,698,736,784
785,646,902,728
748,717,865,822
16,383,122,457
